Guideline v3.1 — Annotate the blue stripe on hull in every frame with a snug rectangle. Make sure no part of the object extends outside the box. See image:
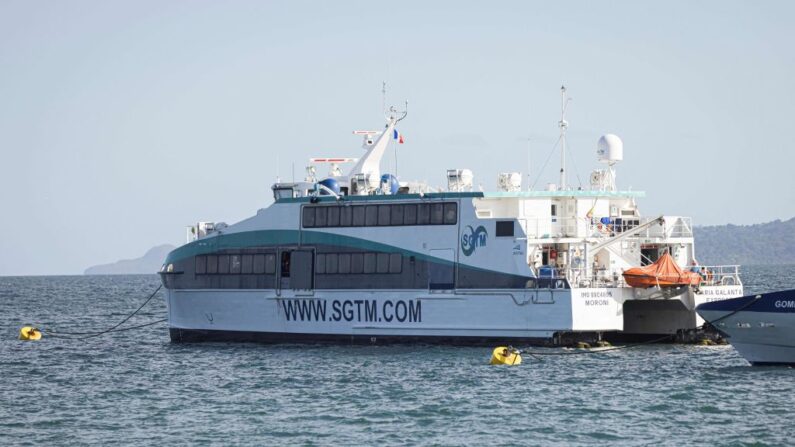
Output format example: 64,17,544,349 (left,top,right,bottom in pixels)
696,289,795,314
